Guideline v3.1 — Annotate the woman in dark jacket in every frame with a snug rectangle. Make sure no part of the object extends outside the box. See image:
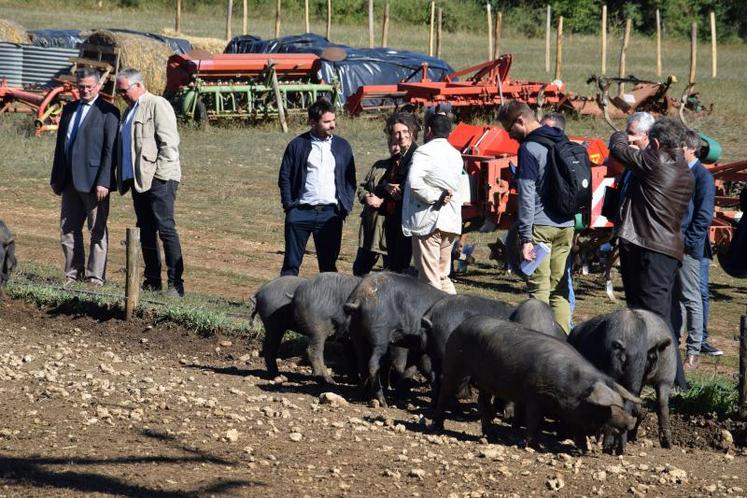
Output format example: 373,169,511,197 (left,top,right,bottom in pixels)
379,112,420,273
